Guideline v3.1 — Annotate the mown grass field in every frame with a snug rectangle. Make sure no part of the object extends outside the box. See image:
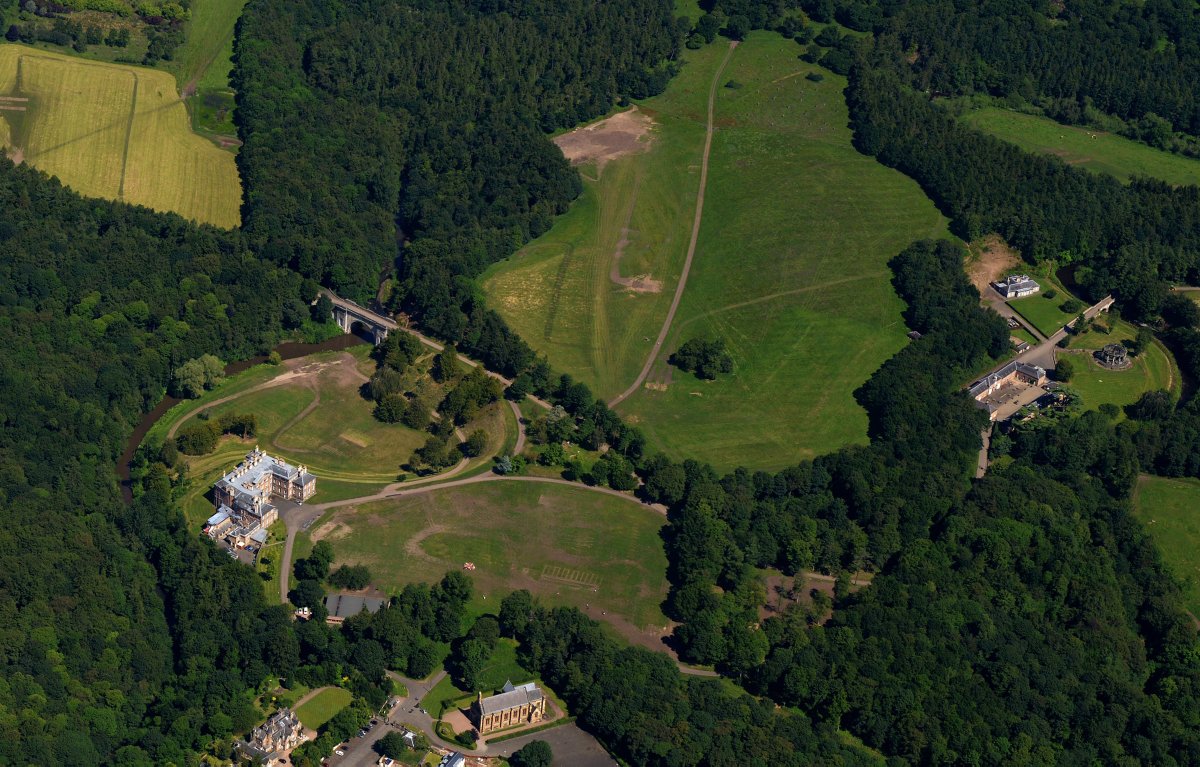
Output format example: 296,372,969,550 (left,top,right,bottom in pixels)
169,0,247,91
482,44,714,398
1134,475,1200,618
615,33,950,470
294,687,352,730
961,107,1200,187
314,481,670,635
1062,343,1176,416
1008,289,1079,337
0,43,241,227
